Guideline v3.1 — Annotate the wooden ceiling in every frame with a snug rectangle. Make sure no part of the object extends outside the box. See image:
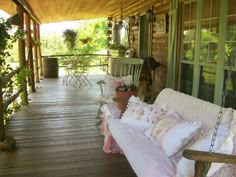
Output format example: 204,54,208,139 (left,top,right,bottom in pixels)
0,0,157,24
